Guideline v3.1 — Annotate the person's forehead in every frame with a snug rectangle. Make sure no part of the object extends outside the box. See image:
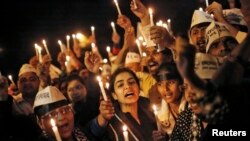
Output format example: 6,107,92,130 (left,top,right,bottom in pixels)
115,72,134,82
19,72,37,79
